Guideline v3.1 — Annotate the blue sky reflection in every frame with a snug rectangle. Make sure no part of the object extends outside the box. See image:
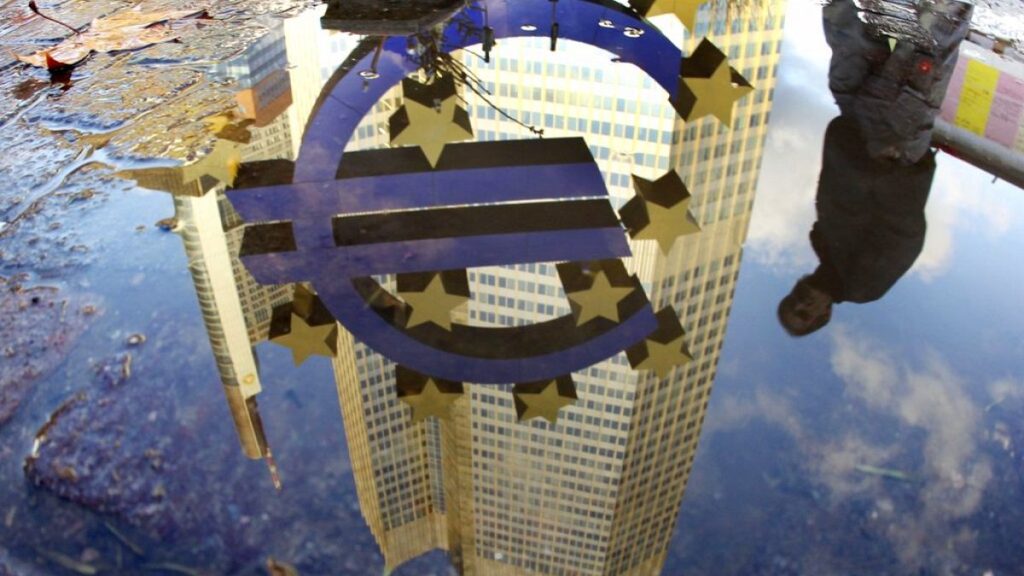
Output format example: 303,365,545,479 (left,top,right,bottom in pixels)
669,1,1024,573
